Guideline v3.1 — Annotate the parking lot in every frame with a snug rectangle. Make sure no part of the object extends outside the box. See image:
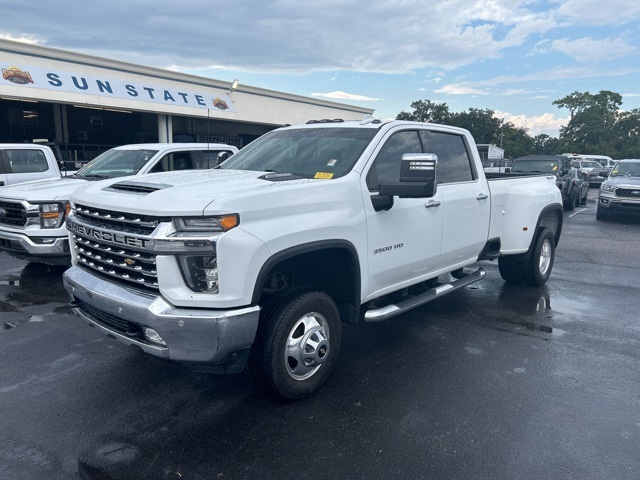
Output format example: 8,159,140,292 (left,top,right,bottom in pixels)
1,190,639,480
